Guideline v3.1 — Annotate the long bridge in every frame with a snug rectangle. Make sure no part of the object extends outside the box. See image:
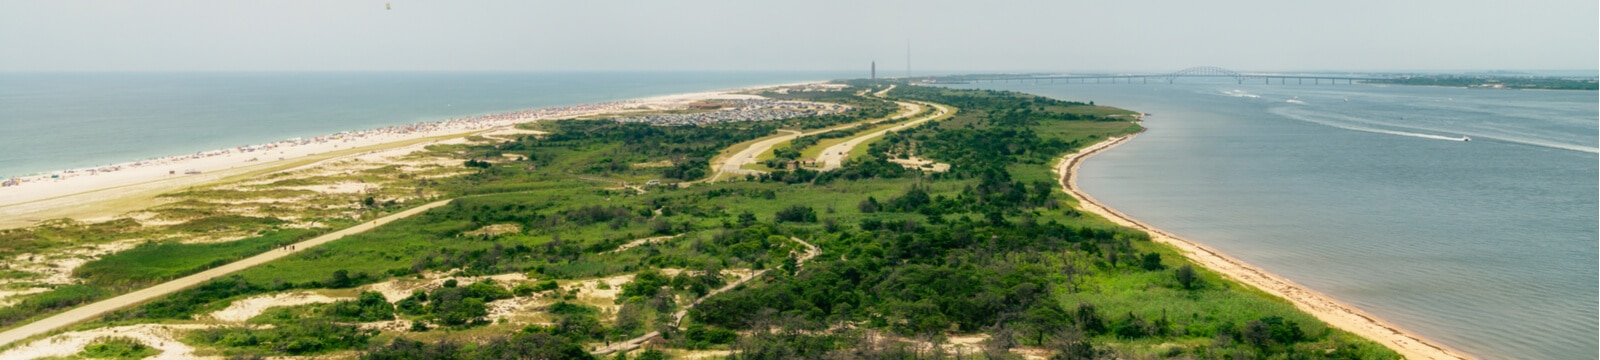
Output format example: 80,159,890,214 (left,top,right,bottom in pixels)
941,66,1388,85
